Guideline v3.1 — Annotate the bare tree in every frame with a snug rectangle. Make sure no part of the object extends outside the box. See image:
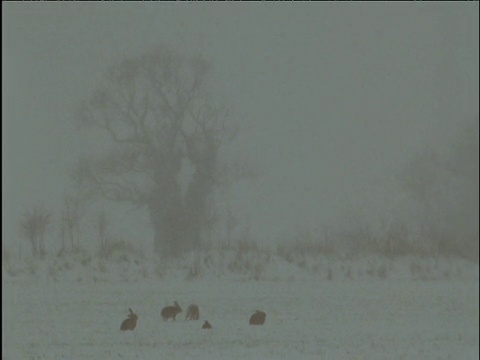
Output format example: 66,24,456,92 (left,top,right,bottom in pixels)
60,194,86,252
73,45,253,257
398,118,479,260
96,210,108,255
442,118,479,260
225,203,239,249
19,203,51,258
